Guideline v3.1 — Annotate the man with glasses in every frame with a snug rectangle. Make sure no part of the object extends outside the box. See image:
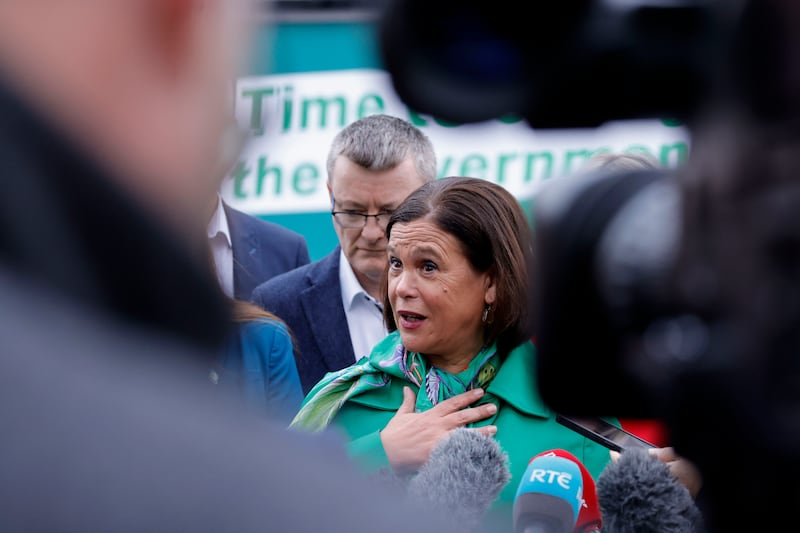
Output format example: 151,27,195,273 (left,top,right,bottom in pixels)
252,114,436,394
